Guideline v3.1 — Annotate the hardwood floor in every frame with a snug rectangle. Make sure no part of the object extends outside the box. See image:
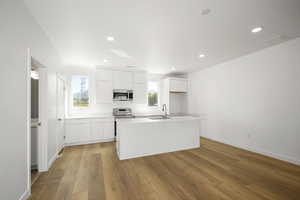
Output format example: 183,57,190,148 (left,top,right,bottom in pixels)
29,137,300,200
